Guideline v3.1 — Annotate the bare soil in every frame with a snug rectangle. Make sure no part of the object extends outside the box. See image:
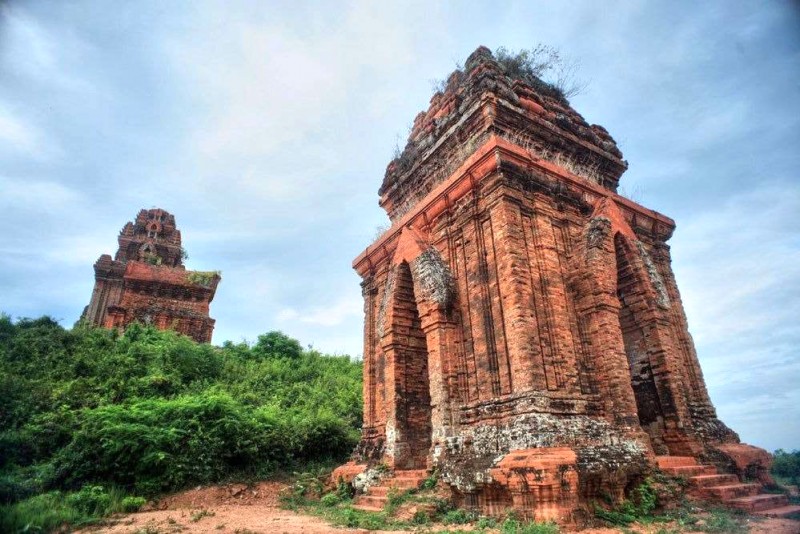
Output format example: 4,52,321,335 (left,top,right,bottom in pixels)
78,482,800,534
78,482,407,534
